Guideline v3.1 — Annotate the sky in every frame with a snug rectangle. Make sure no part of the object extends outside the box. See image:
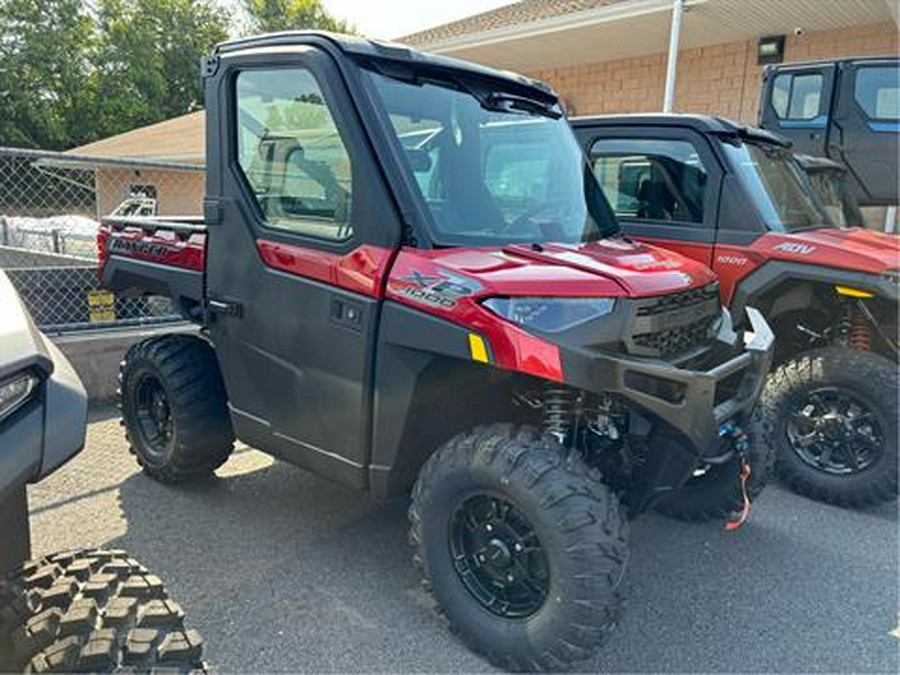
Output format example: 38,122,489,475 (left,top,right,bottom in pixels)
321,0,515,40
